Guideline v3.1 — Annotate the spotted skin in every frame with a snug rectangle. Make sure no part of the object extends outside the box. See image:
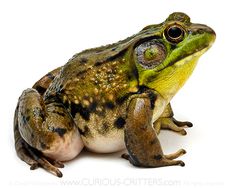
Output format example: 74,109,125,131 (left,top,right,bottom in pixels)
14,12,215,177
